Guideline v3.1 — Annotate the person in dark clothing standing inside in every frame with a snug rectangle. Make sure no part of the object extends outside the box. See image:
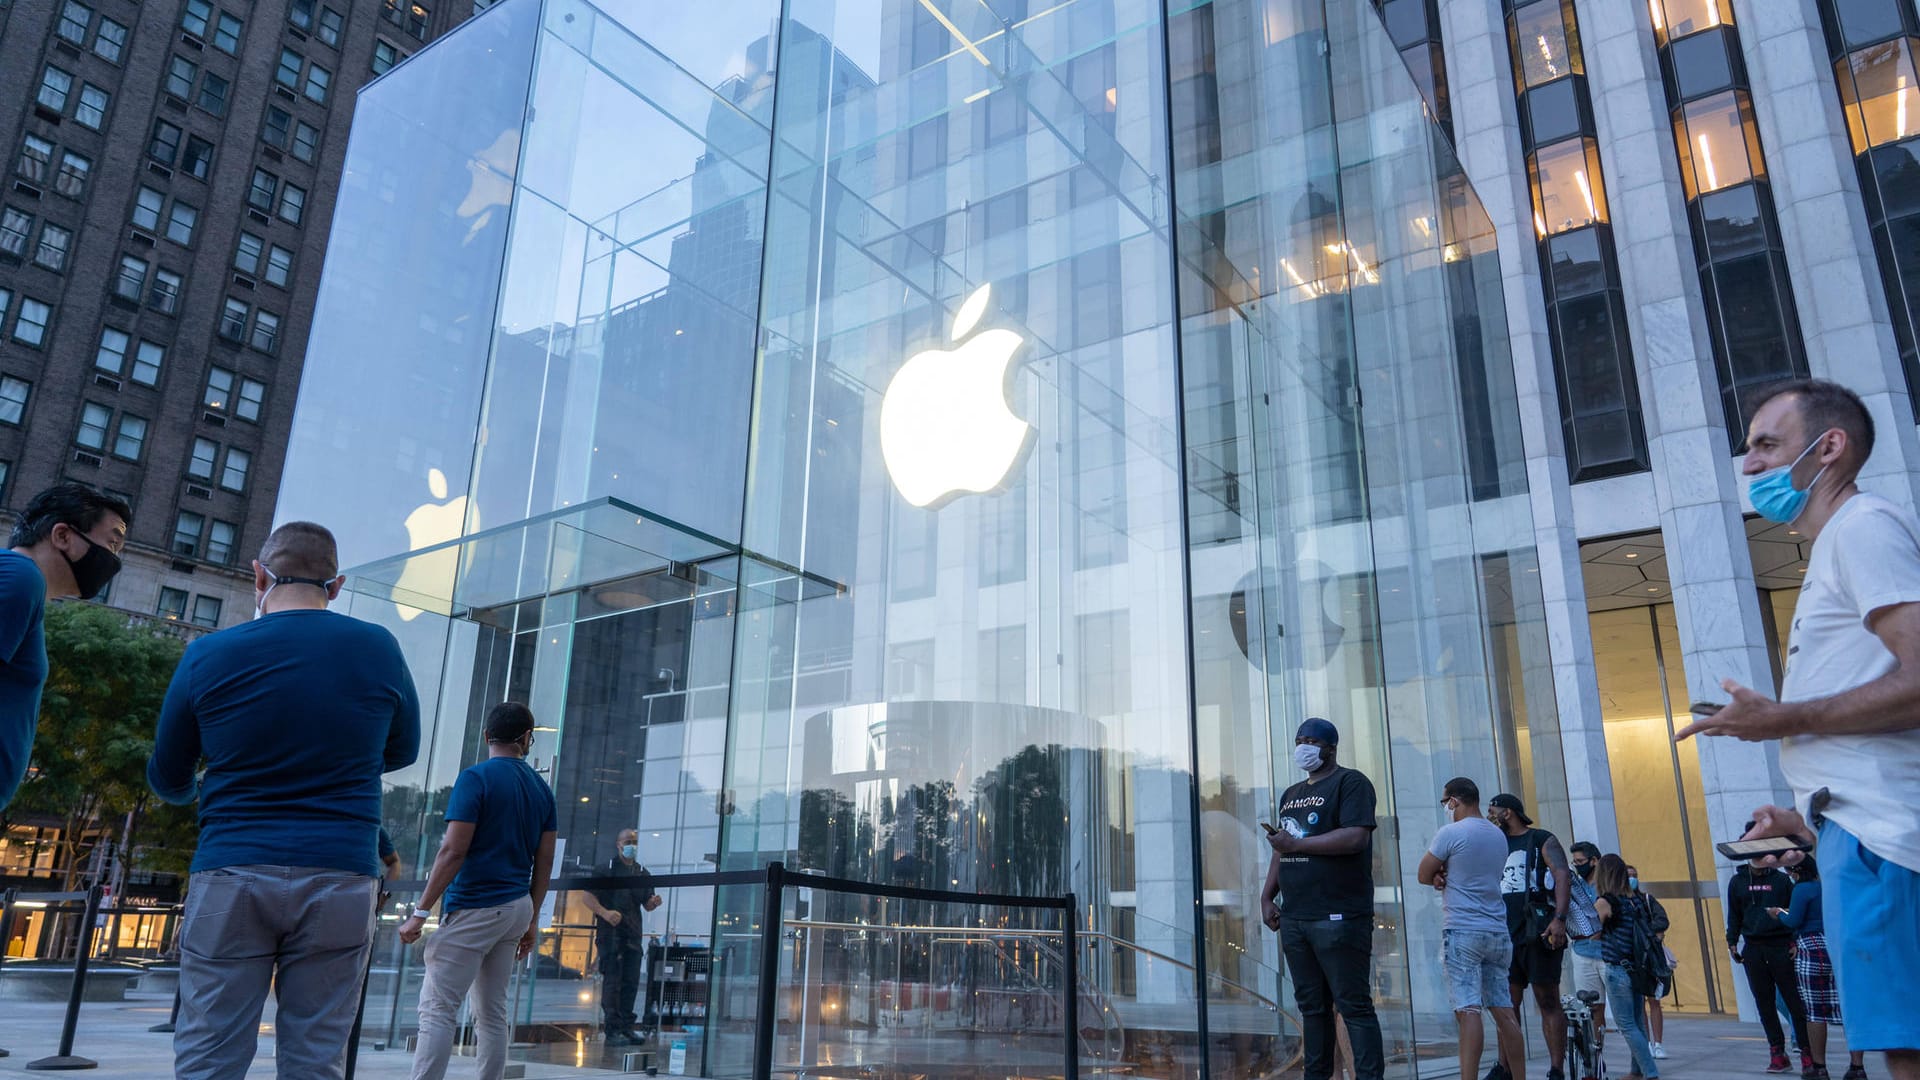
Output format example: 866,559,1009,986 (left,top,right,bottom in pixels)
579,827,660,1046
1728,836,1812,1075
1489,794,1572,1080
1260,717,1385,1080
